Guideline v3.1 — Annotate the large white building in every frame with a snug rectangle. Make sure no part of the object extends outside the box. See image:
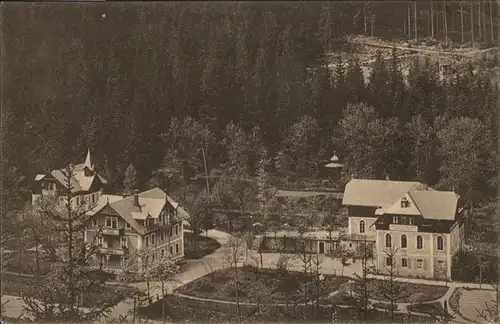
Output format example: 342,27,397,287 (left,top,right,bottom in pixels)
342,179,465,279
